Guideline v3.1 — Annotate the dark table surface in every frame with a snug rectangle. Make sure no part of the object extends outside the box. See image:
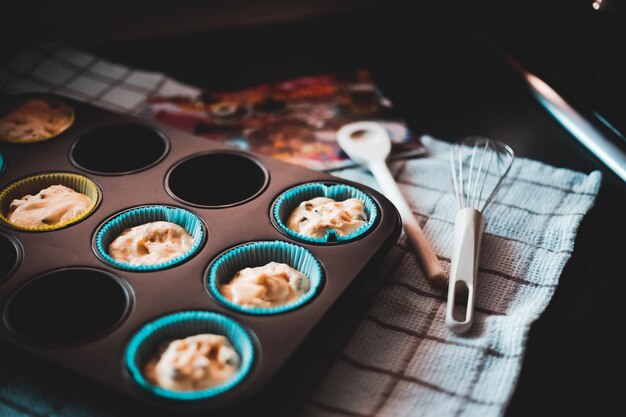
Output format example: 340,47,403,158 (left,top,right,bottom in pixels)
3,5,626,416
